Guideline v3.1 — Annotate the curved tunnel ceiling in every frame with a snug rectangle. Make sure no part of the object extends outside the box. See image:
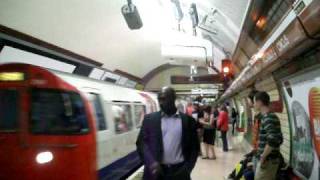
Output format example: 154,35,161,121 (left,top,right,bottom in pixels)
0,0,250,79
